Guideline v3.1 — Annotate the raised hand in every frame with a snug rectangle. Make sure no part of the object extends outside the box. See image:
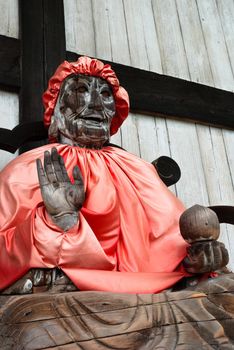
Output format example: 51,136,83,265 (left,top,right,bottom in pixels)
36,147,85,231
